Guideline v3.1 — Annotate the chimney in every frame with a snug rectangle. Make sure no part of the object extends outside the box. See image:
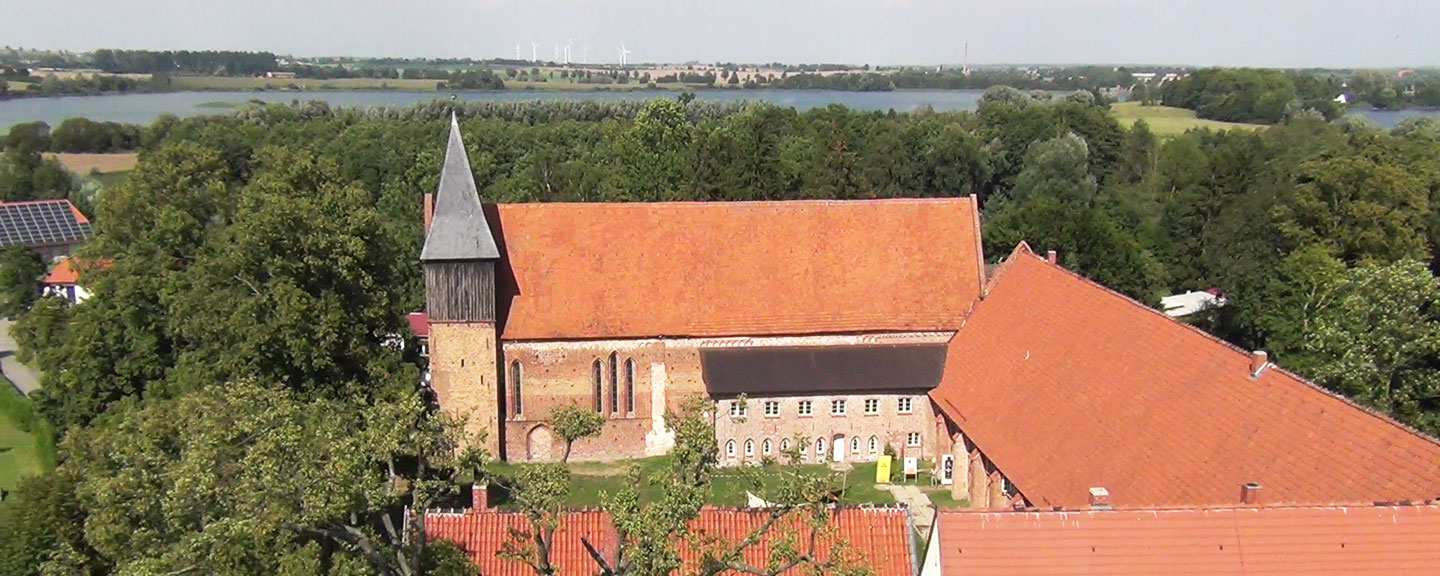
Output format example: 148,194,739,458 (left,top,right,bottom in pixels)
1240,482,1263,505
1088,486,1111,510
1249,351,1269,378
1046,250,1058,265
471,483,489,512
423,193,435,234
